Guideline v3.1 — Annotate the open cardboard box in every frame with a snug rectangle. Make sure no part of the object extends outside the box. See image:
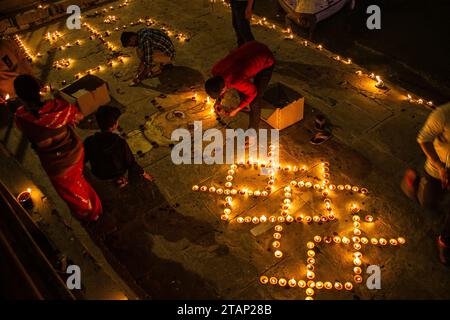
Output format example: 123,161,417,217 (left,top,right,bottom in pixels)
261,82,304,130
60,75,111,116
